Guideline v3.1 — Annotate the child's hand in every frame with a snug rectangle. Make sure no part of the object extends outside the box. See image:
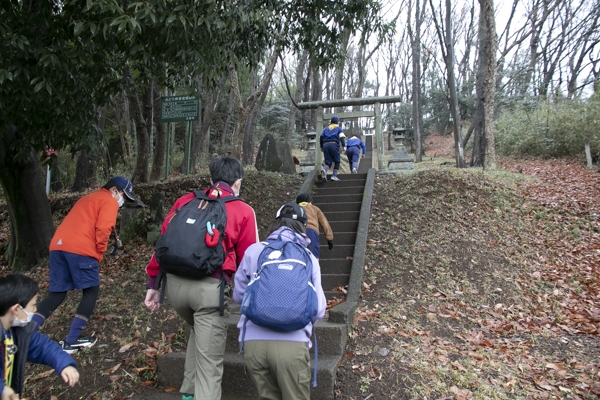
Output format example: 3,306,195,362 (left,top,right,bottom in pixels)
60,366,80,387
144,289,161,312
2,385,19,400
